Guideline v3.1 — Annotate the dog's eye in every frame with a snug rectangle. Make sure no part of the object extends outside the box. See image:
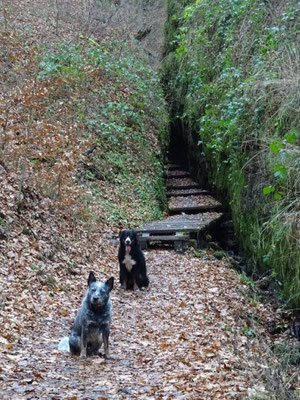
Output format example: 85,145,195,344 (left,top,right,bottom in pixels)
91,288,96,292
